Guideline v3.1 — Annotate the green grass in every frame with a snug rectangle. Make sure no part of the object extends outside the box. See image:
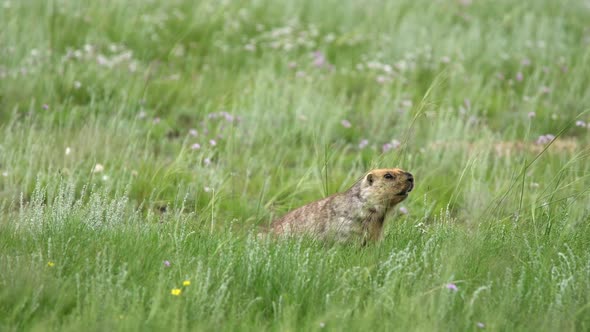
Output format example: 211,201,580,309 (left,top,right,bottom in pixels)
1,0,590,330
